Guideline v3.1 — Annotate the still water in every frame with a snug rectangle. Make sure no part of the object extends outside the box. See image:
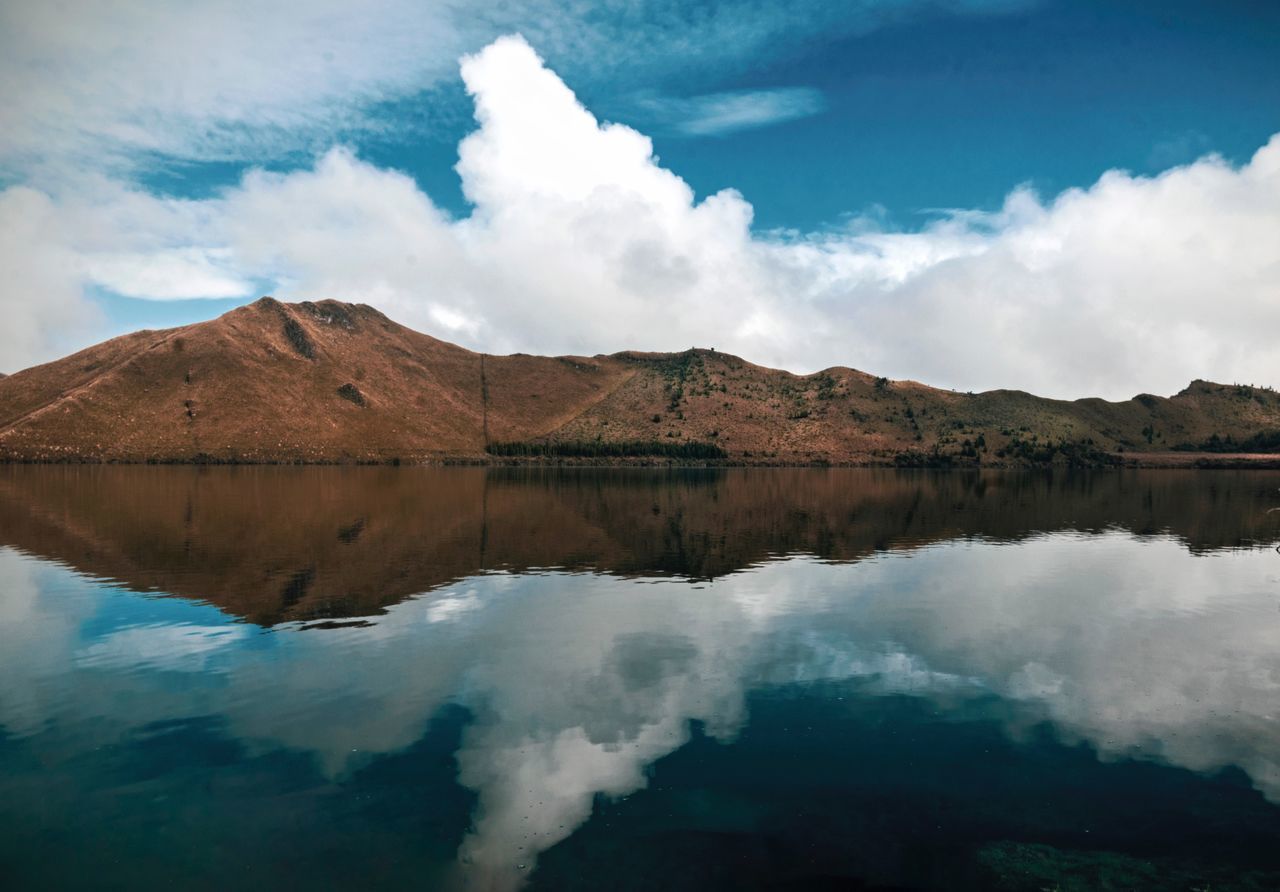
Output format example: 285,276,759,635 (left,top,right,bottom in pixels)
1,467,1279,890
